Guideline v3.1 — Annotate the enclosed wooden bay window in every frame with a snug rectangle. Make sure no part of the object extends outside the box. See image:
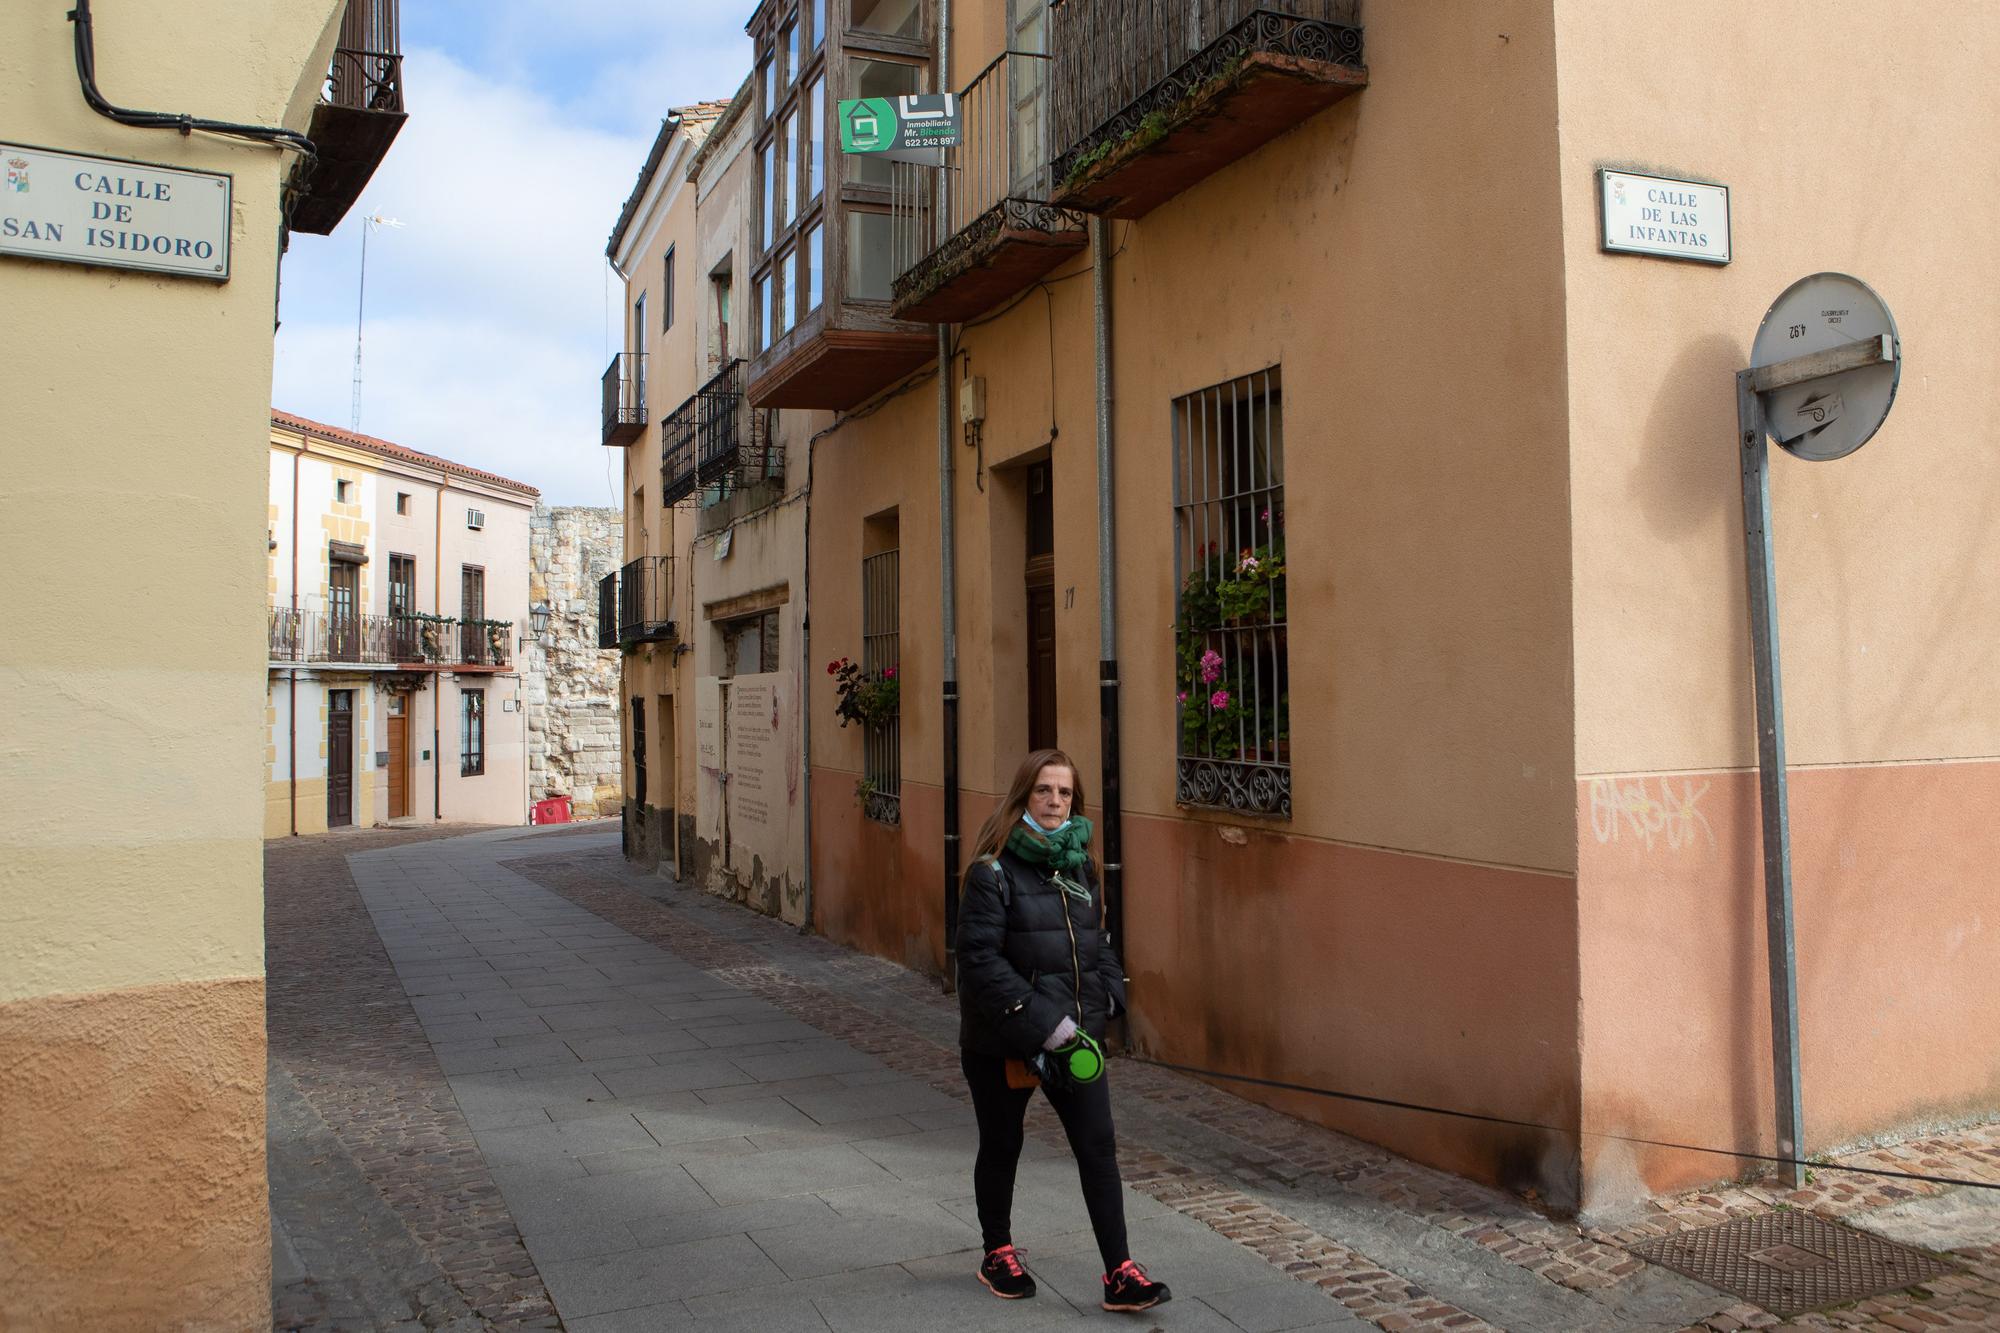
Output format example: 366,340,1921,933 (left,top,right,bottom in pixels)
745,0,935,409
